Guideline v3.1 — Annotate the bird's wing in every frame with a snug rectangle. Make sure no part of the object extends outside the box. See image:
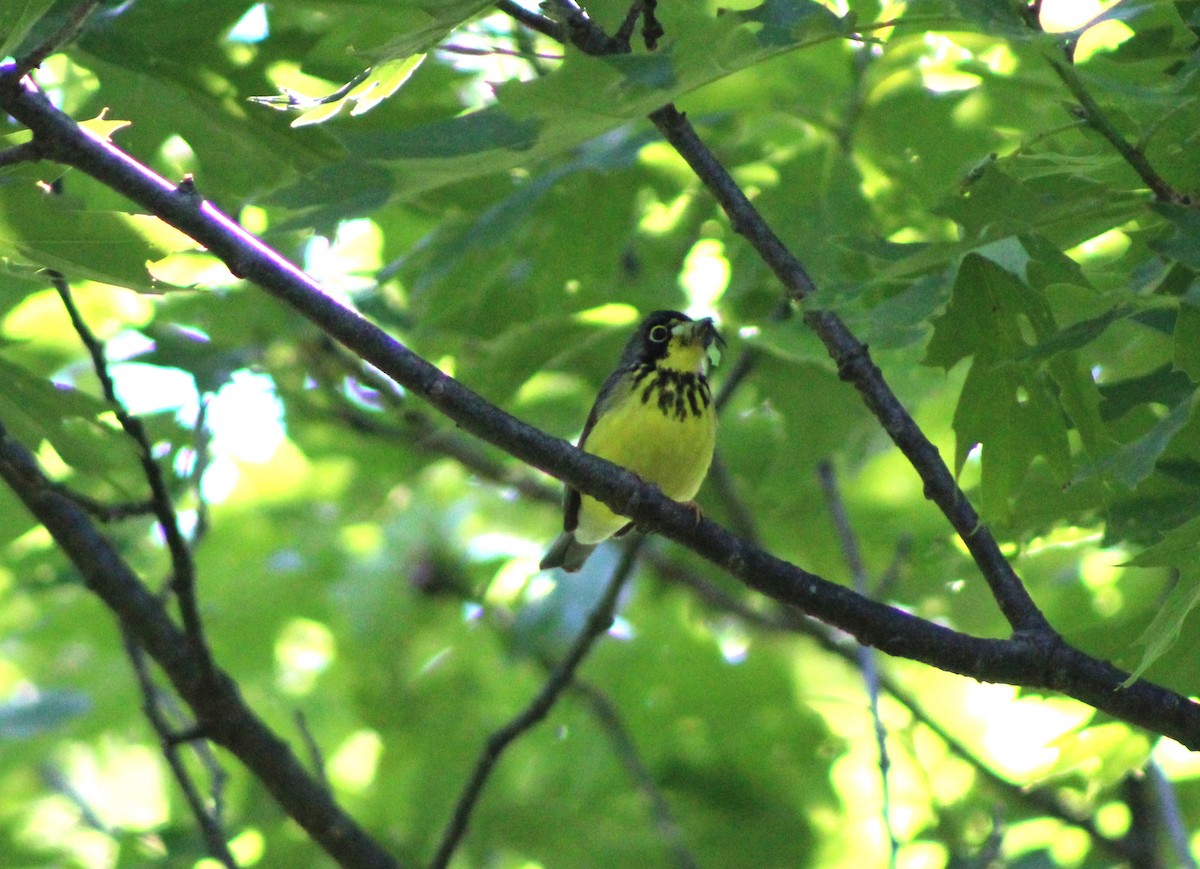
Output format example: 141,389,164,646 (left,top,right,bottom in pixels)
563,366,630,533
